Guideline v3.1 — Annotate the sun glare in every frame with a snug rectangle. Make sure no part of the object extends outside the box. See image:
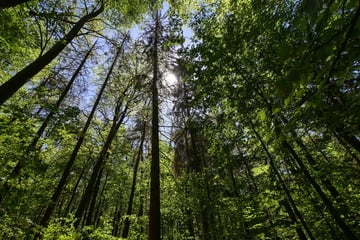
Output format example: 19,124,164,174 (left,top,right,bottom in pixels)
164,72,178,87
